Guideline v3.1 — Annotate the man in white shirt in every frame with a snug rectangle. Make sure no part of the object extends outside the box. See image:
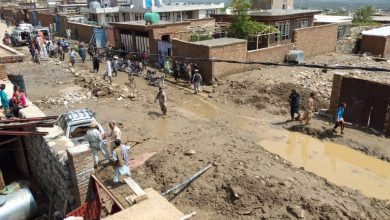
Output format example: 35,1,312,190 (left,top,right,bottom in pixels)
86,121,109,168
103,59,112,84
105,120,121,155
